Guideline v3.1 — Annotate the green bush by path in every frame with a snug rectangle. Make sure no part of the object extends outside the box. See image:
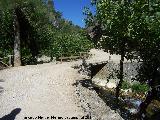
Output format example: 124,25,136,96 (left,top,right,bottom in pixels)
121,81,131,90
121,81,149,93
131,83,149,93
